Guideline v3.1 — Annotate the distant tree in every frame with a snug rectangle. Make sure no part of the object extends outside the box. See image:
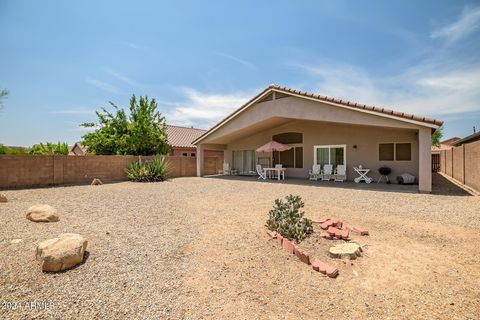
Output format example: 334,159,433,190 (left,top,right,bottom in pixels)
80,95,170,155
29,142,69,155
0,144,29,154
432,127,443,146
